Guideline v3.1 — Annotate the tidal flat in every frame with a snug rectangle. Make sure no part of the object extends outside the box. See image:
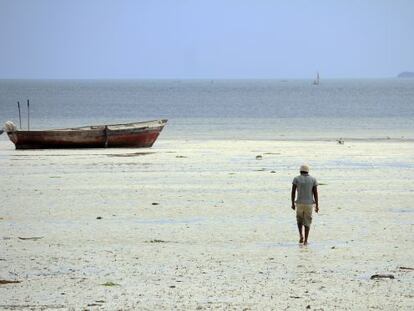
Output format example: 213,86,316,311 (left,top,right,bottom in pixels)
0,139,413,310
